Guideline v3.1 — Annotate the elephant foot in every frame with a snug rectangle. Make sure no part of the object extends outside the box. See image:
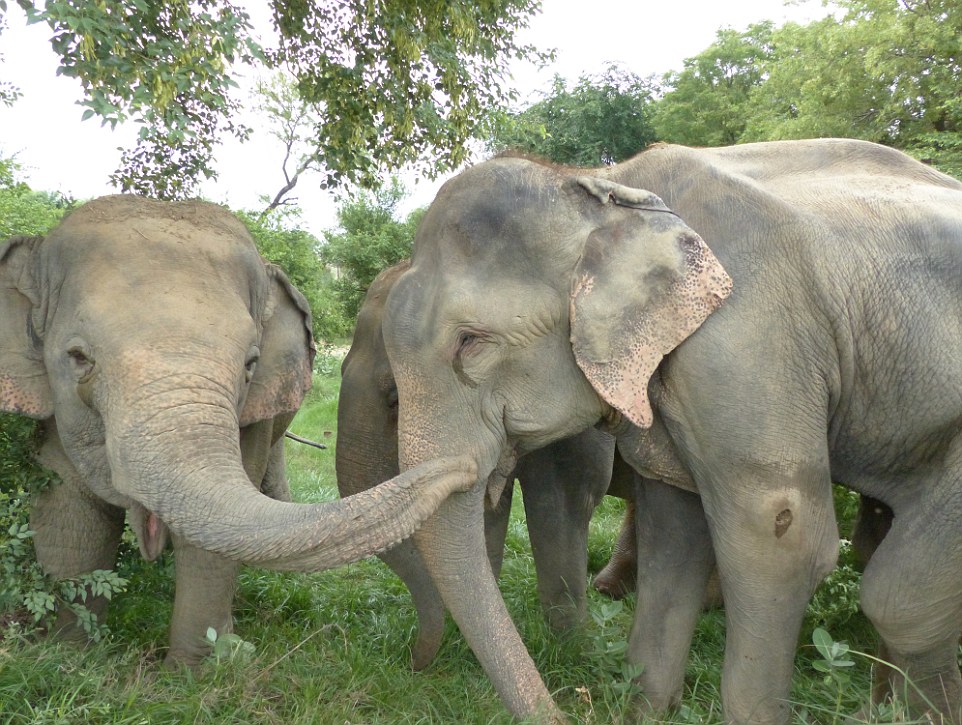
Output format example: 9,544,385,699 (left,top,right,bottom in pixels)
592,556,636,600
616,690,682,725
409,627,444,671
